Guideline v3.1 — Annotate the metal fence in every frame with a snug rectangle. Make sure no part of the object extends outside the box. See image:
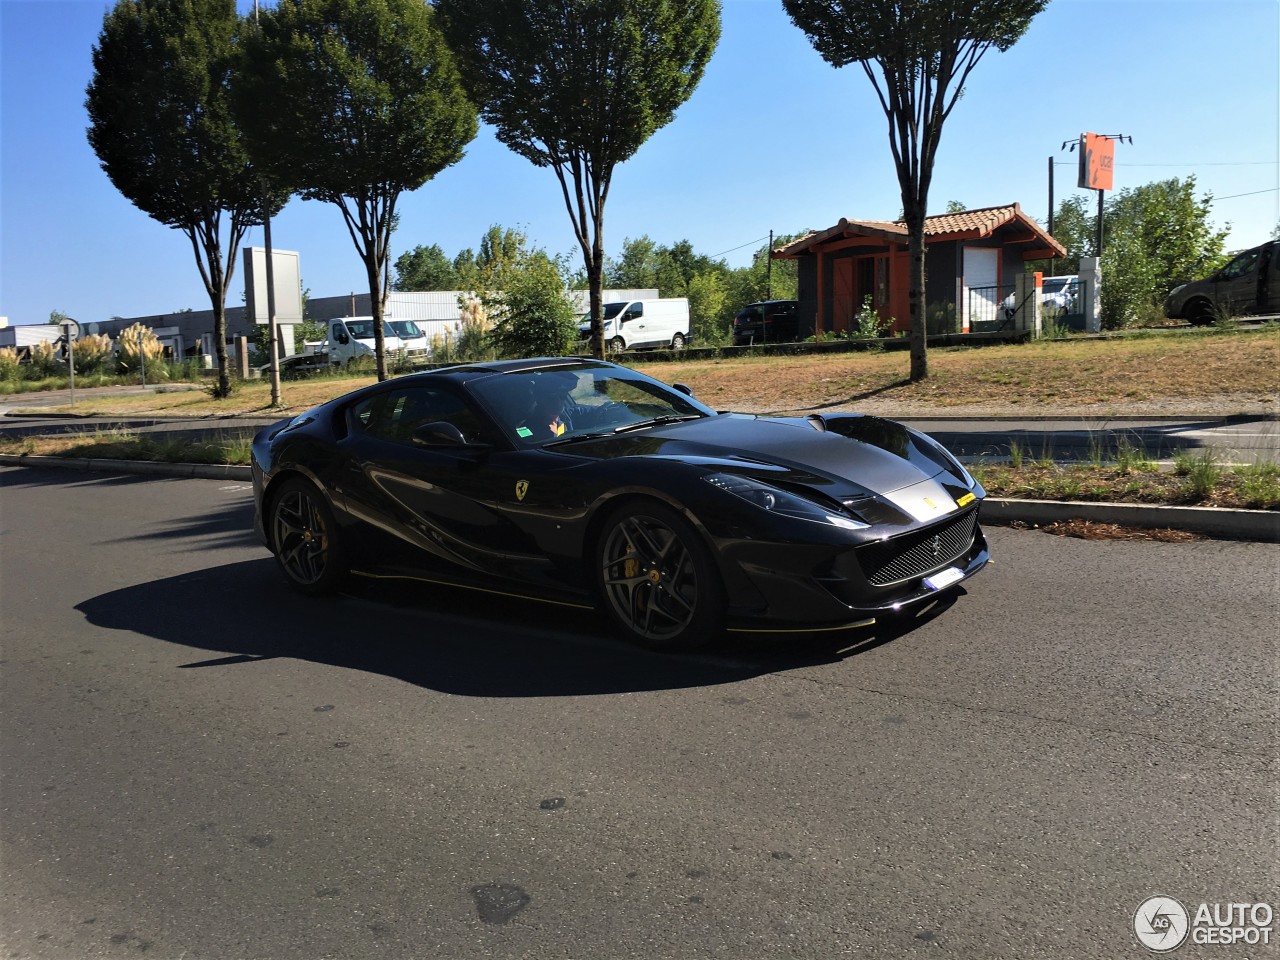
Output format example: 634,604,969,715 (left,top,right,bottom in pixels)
967,284,1016,332
968,278,1093,333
